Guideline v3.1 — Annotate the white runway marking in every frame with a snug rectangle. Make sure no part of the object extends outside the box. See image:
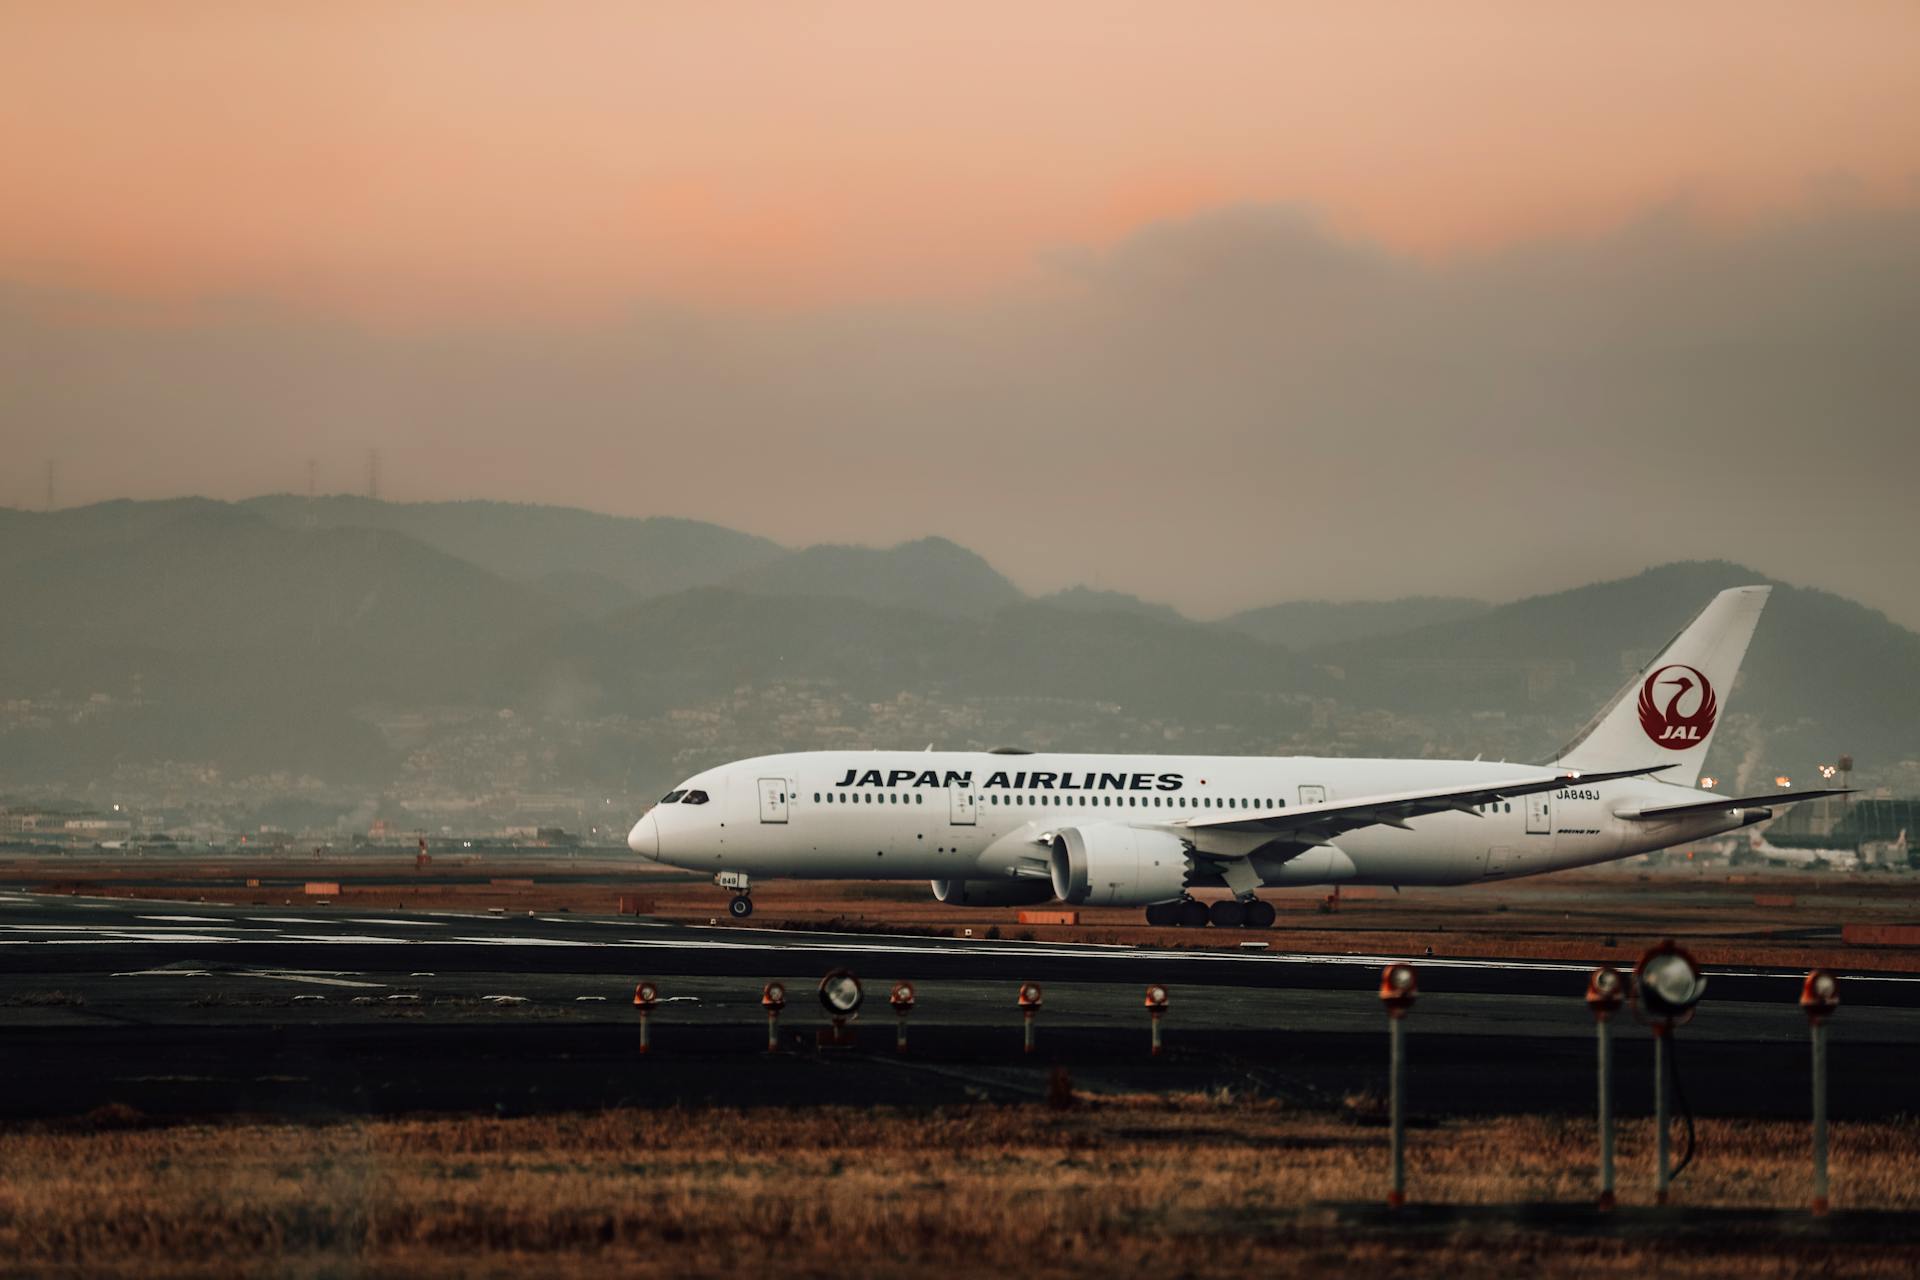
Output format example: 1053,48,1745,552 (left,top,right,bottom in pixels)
1,923,276,936
137,915,227,923
243,971,386,989
0,925,116,933
449,936,598,947
347,918,444,927
35,933,244,944
275,935,419,946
